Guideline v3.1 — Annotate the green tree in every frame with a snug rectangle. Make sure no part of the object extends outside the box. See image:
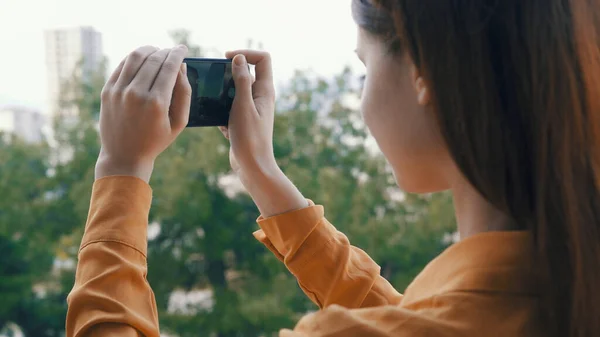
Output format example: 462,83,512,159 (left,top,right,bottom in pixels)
0,233,33,330
0,134,68,336
147,30,457,337
25,58,109,336
149,30,266,337
0,29,456,336
0,57,107,335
